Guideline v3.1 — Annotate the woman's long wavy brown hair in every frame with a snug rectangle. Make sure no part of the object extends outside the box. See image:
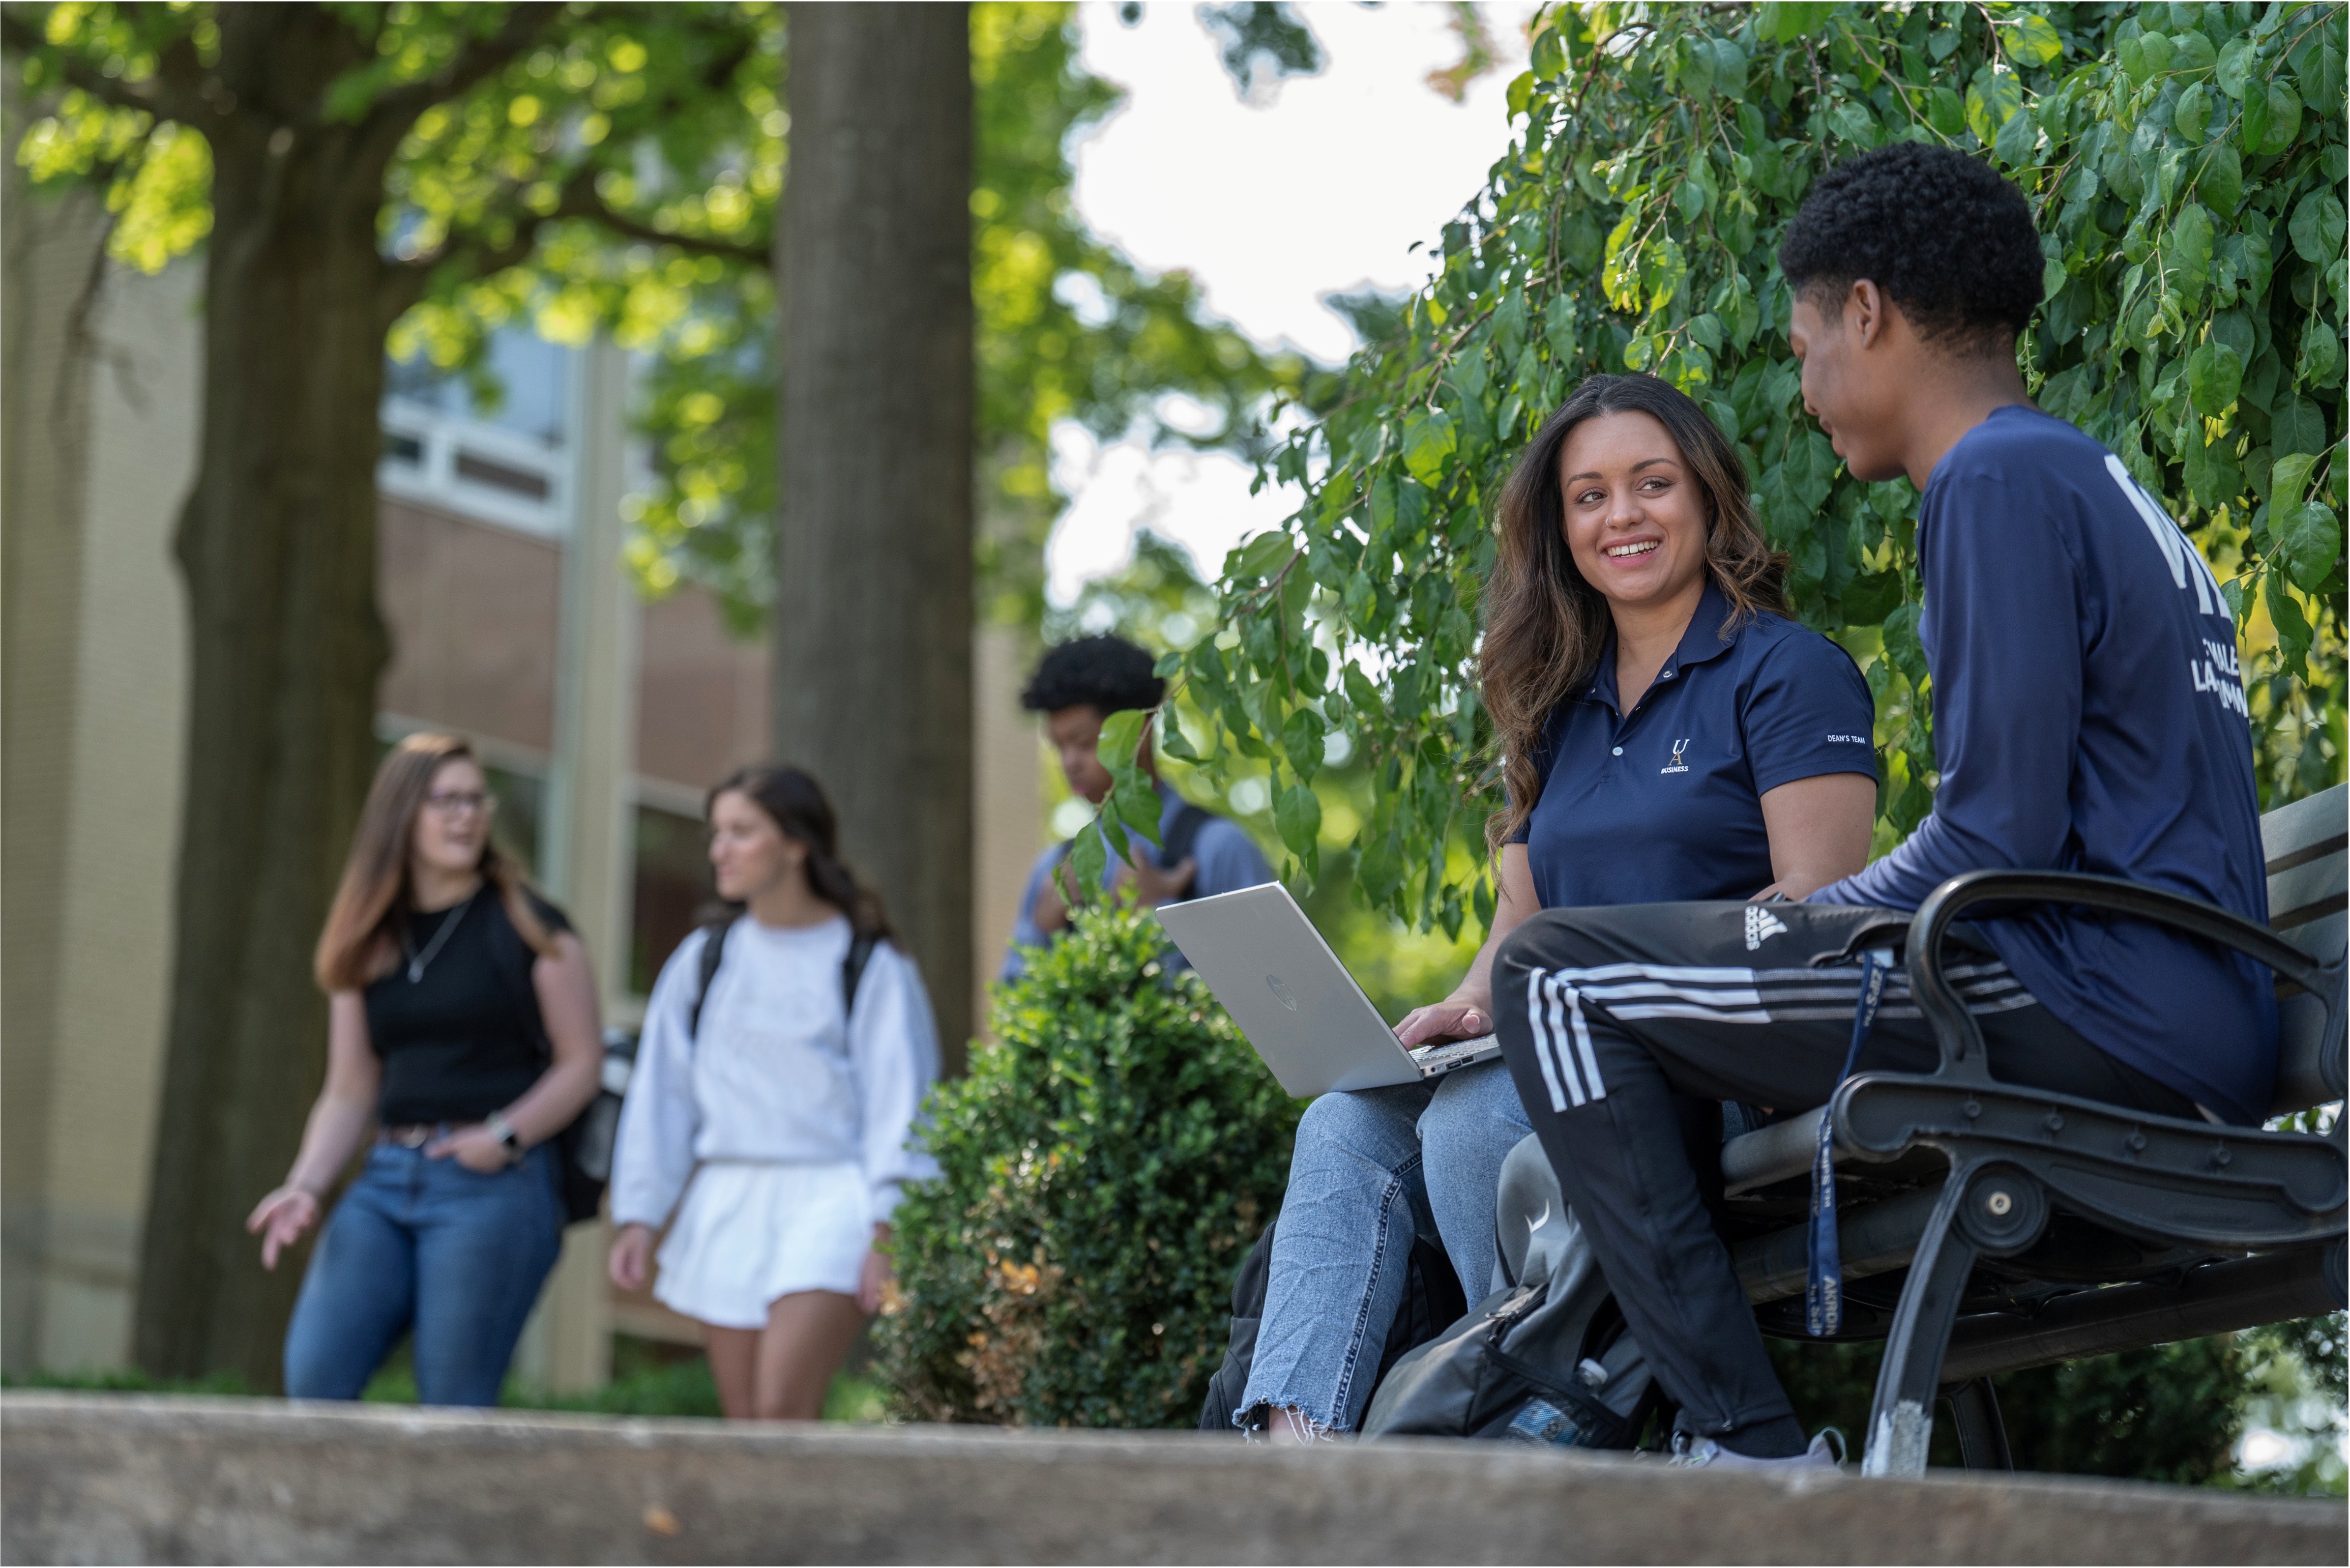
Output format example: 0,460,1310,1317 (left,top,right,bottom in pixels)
707,763,894,941
314,732,555,990
1481,373,1790,851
